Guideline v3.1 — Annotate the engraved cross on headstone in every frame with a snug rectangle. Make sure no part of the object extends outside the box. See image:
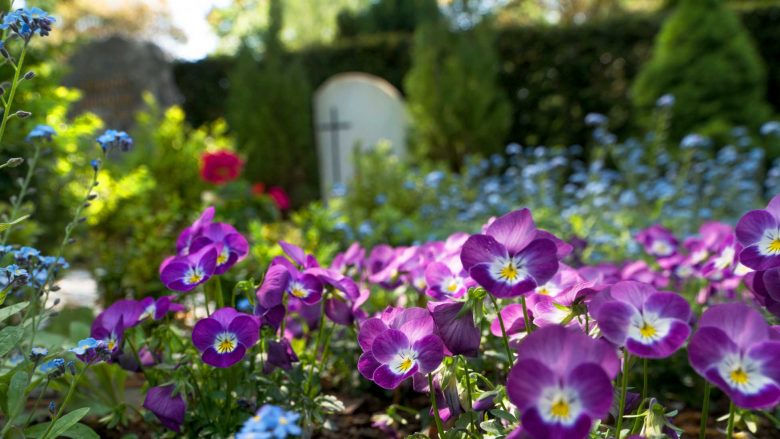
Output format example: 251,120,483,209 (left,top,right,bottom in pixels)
317,106,351,184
